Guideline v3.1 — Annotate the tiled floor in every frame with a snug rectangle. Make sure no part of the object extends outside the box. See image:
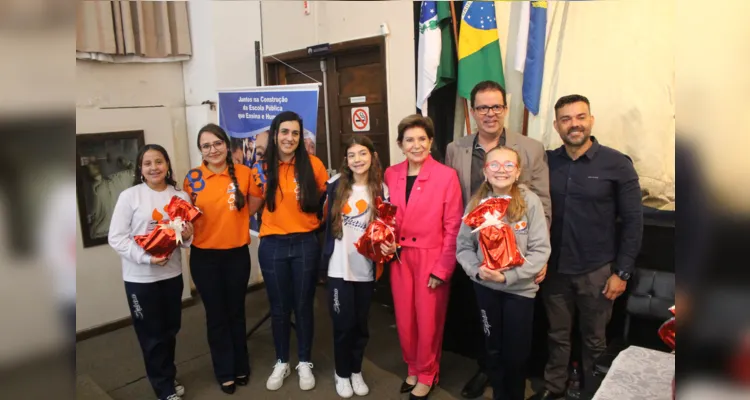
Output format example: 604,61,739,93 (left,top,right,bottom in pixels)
76,287,523,399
